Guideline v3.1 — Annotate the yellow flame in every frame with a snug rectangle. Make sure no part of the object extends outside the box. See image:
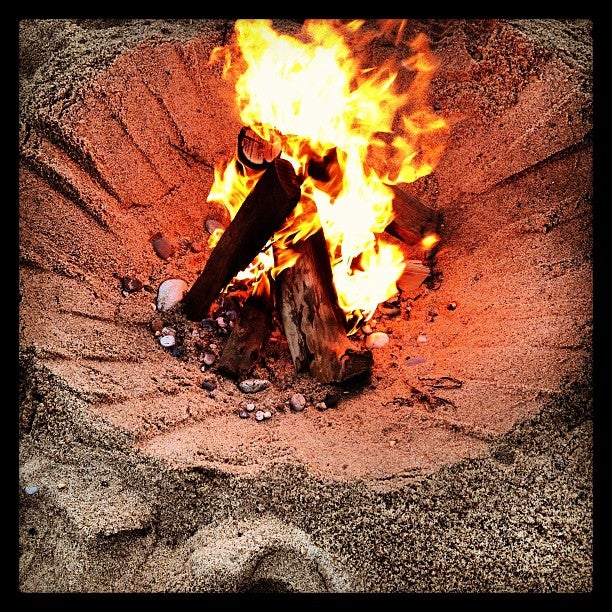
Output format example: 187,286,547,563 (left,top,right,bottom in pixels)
207,19,449,327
